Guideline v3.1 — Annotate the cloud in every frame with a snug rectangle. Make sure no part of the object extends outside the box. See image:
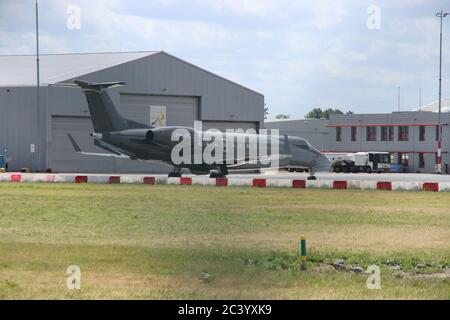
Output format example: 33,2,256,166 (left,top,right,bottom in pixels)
1,0,449,116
